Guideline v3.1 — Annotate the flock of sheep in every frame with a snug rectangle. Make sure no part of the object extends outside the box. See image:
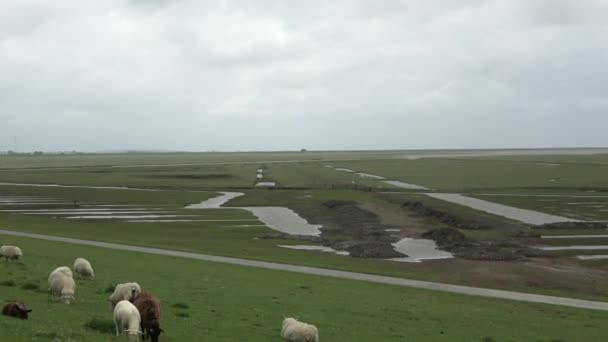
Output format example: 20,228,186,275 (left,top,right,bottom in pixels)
1,244,320,341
